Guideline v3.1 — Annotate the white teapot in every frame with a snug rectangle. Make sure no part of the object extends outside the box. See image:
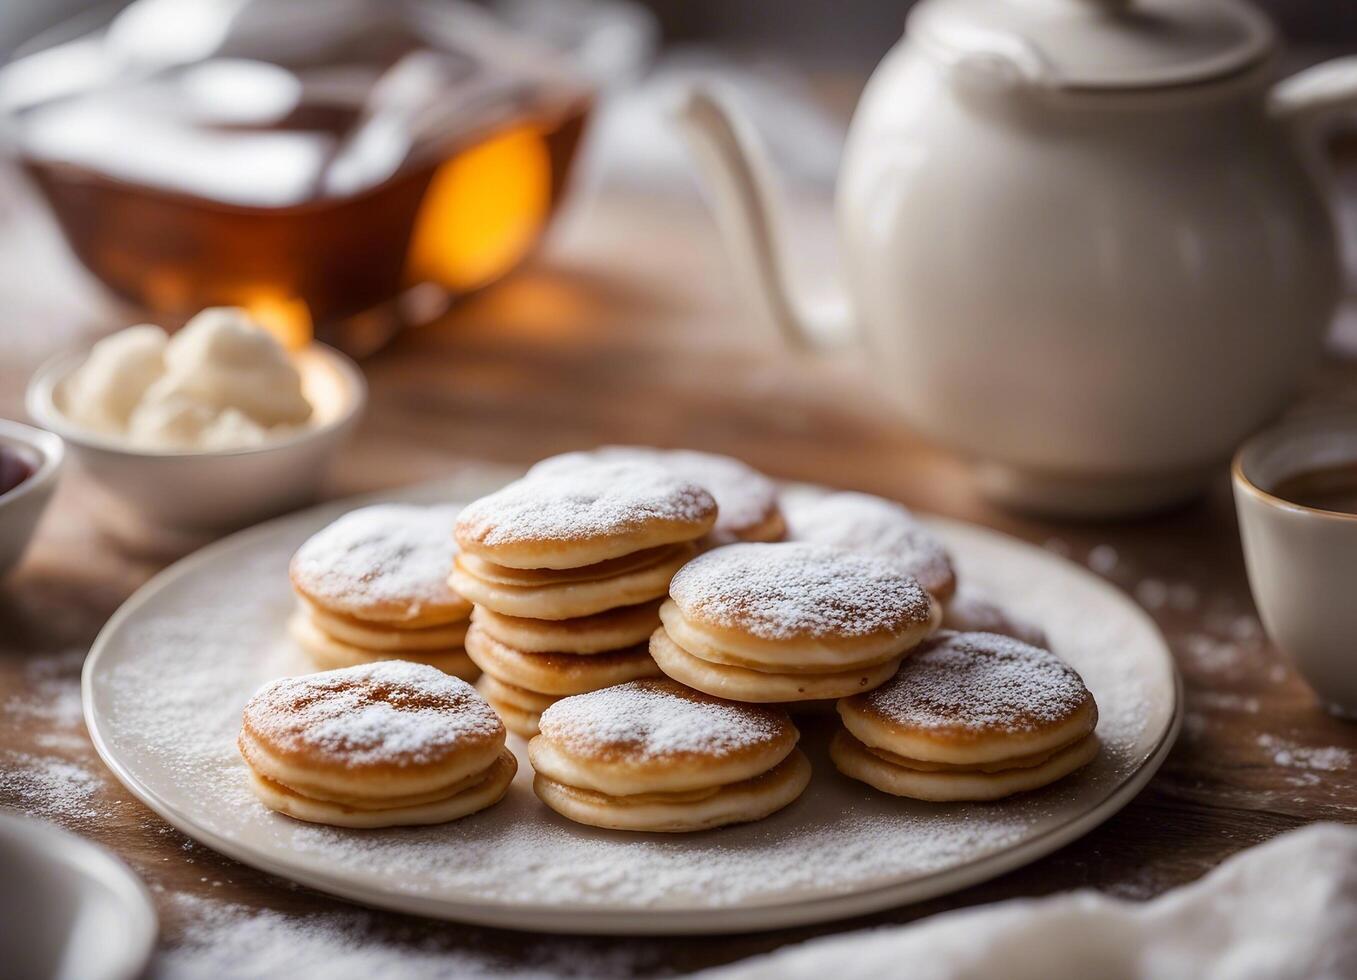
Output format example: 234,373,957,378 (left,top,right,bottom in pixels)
676,0,1357,517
